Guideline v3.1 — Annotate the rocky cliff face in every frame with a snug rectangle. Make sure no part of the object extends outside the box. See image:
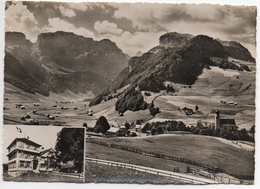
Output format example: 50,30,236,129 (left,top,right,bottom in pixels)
218,40,255,62
159,32,193,47
35,31,129,80
4,31,129,96
5,32,32,46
